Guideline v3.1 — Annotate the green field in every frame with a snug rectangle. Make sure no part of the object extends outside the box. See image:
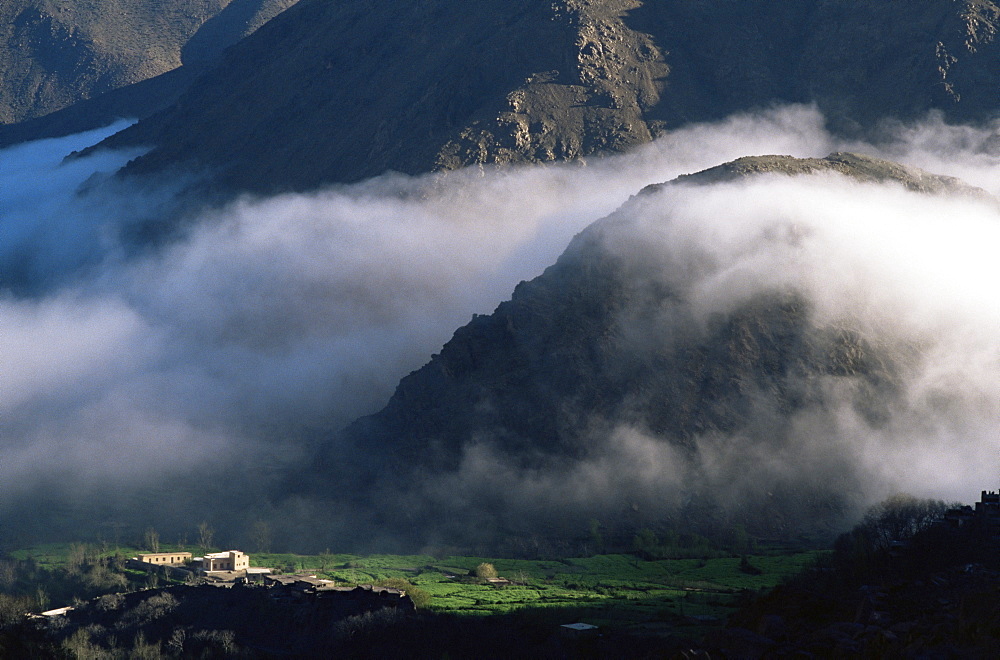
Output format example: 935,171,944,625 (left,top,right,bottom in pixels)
244,549,825,626
6,543,824,629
